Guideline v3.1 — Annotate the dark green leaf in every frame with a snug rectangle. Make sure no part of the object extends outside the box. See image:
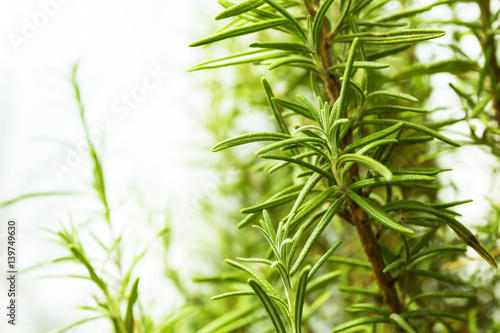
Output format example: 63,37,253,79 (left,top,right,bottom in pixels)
400,309,466,322
405,269,467,285
390,313,417,333
383,258,405,273
331,317,390,332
